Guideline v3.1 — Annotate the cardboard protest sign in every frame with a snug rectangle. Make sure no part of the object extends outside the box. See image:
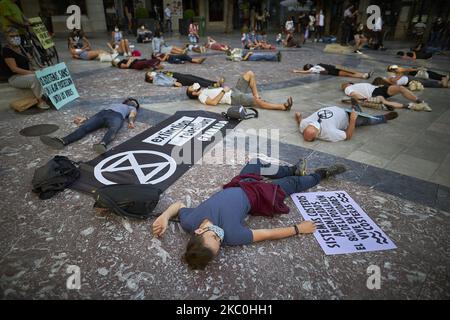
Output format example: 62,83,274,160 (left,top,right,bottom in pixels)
35,62,79,109
291,191,397,255
29,17,54,49
71,111,239,194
